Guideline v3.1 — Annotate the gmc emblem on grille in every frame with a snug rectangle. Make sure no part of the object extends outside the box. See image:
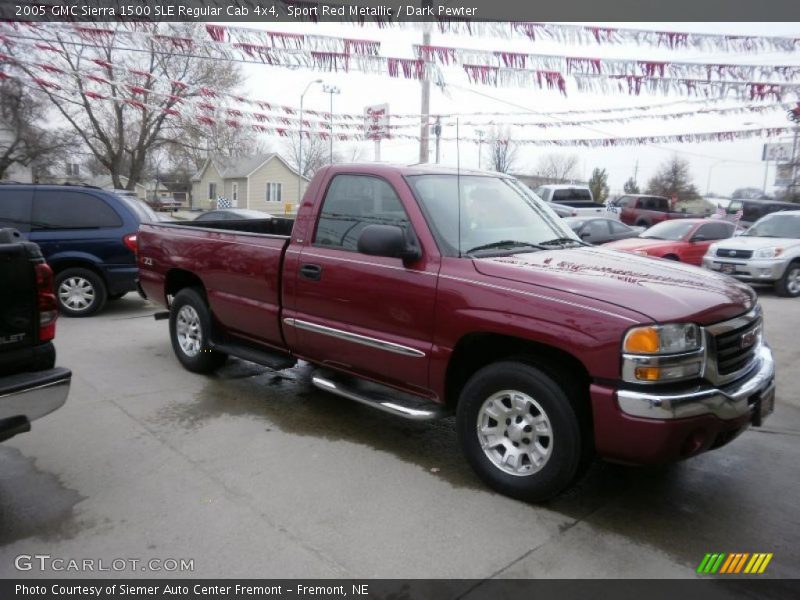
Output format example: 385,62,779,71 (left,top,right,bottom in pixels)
740,329,758,350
